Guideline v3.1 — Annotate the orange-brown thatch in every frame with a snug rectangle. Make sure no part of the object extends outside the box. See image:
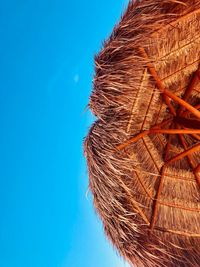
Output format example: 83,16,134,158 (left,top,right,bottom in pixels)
84,1,200,266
